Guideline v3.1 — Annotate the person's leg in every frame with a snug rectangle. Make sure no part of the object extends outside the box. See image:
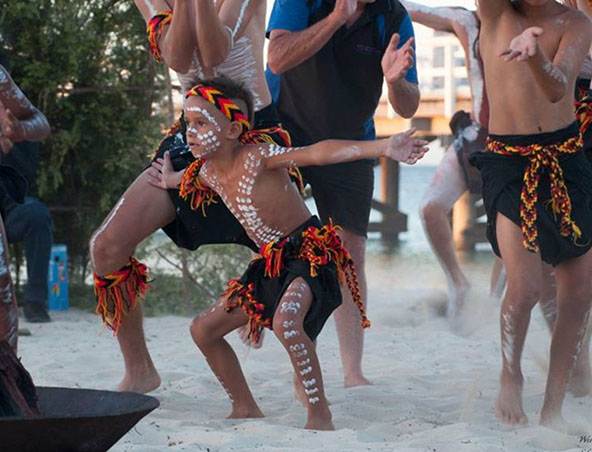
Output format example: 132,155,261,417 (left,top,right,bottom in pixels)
538,264,558,331
0,216,17,351
190,298,263,419
333,229,371,387
489,258,506,299
4,198,52,322
273,278,334,430
90,170,175,393
540,250,592,430
419,147,470,318
495,213,543,425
